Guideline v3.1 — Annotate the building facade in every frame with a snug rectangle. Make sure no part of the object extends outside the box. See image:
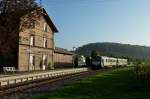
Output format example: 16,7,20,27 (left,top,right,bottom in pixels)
0,8,75,72
54,47,74,69
18,9,58,71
